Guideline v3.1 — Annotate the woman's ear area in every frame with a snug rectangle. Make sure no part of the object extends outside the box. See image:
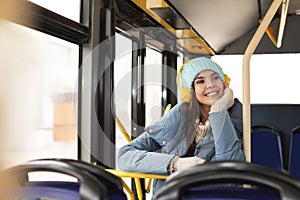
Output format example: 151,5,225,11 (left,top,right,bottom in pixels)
224,74,230,87
180,87,192,103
